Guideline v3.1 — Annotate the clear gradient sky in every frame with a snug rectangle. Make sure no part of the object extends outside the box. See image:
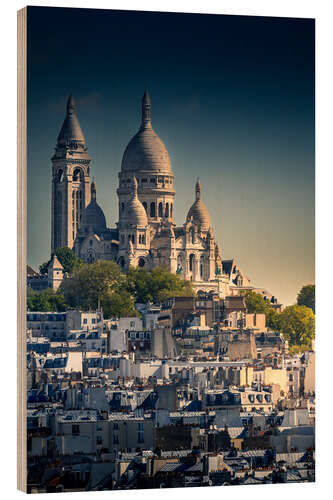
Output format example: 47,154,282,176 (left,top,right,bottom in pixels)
27,6,315,306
